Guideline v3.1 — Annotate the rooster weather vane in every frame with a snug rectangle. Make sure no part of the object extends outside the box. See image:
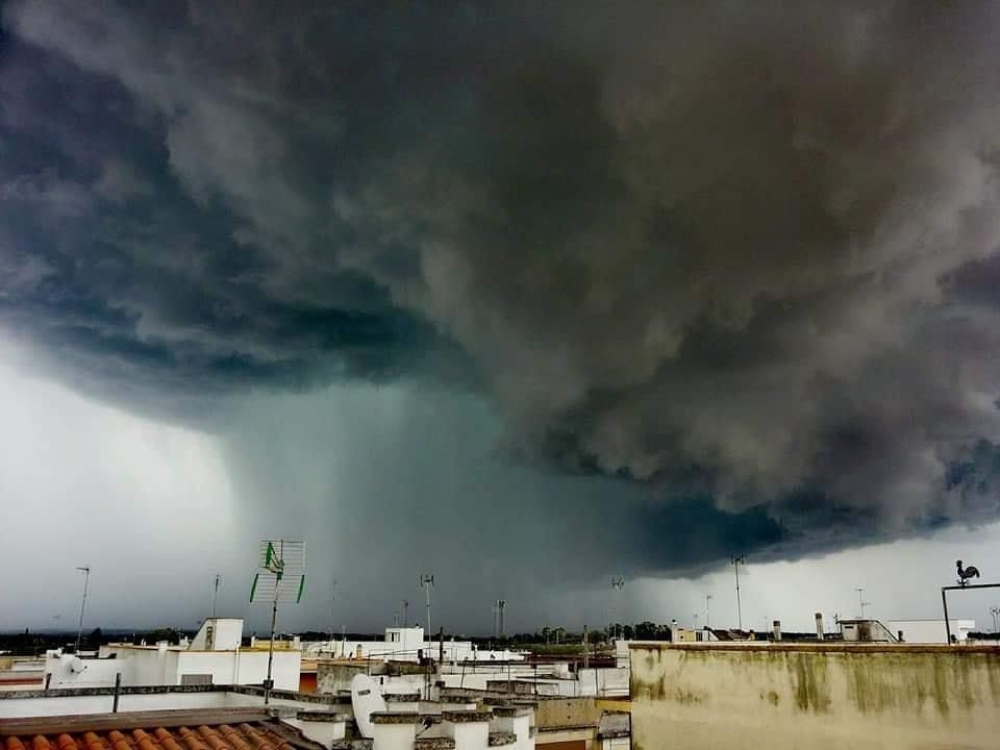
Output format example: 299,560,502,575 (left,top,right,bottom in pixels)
956,559,981,587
